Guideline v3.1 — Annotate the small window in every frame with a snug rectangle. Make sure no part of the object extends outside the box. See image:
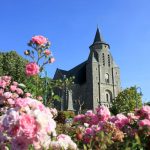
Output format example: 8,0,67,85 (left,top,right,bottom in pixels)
105,73,109,83
102,53,105,66
94,52,98,62
108,55,110,67
106,94,109,102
